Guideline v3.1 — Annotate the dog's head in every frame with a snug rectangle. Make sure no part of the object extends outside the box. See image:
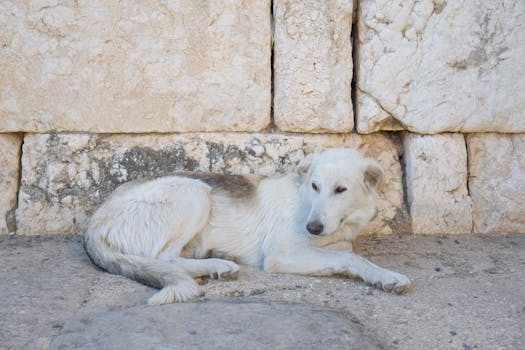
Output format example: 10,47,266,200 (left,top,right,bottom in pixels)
297,148,383,236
